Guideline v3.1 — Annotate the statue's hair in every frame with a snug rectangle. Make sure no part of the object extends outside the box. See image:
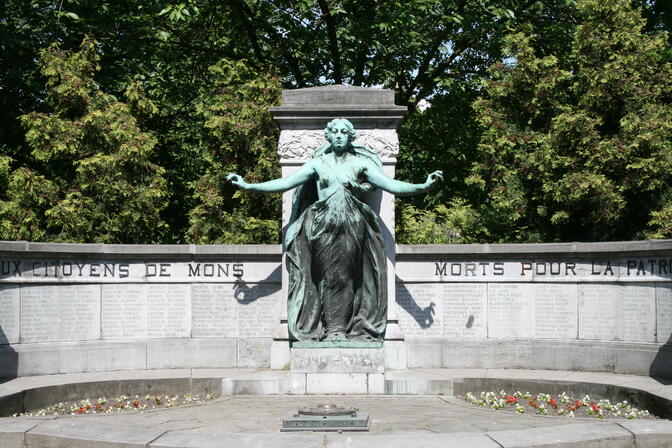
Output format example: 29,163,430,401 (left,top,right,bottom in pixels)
324,118,357,142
